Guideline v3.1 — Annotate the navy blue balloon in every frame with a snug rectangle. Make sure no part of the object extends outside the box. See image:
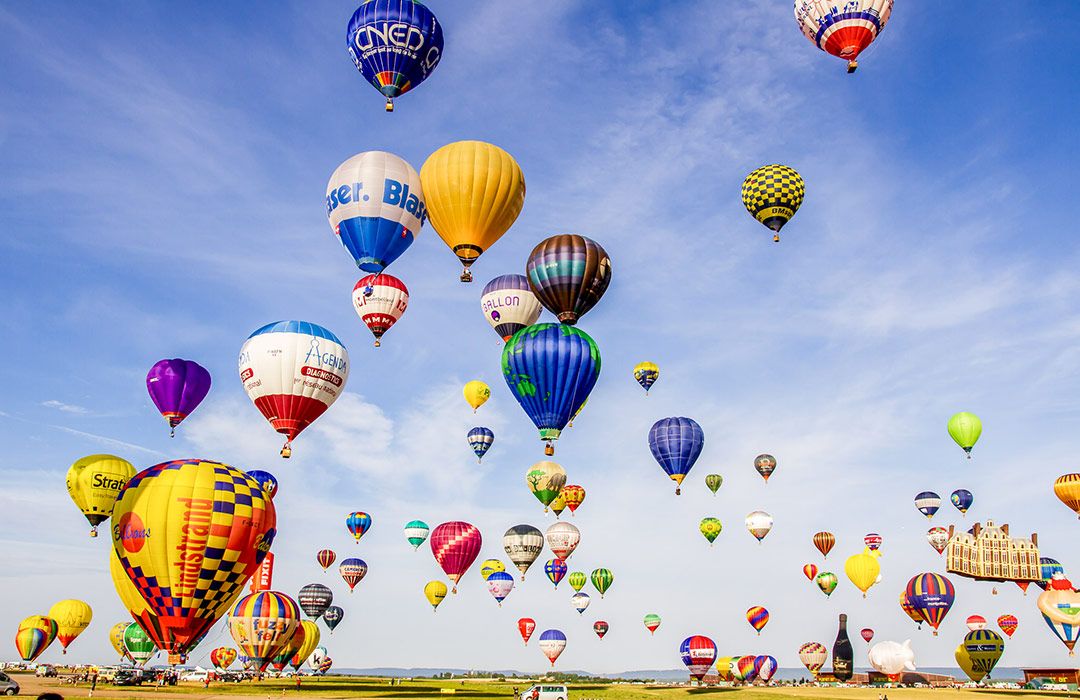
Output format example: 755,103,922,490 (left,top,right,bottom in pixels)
346,0,444,112
502,323,601,456
322,605,344,633
467,426,494,463
950,488,973,514
246,469,278,499
649,417,704,495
